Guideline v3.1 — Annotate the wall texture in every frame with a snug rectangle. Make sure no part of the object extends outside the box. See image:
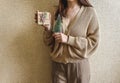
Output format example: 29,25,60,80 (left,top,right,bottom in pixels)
0,0,120,83
90,0,120,83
